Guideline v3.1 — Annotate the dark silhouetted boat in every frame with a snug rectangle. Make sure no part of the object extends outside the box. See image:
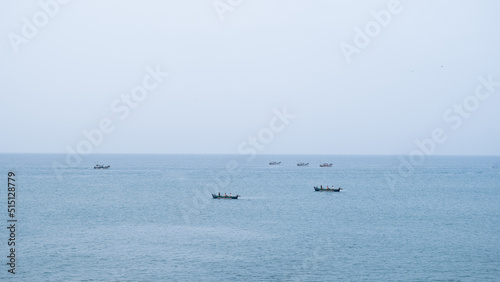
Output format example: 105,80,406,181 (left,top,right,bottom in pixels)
94,164,110,169
297,162,309,166
269,161,281,165
319,163,332,167
212,193,239,199
314,186,342,192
